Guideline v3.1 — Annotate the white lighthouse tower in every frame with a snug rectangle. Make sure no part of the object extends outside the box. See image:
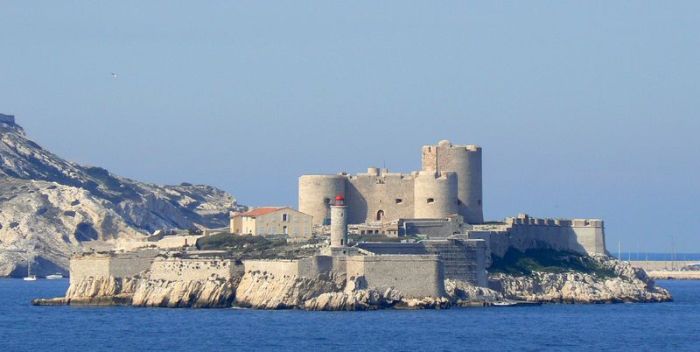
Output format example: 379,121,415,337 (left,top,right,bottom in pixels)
323,195,356,256
330,195,347,248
